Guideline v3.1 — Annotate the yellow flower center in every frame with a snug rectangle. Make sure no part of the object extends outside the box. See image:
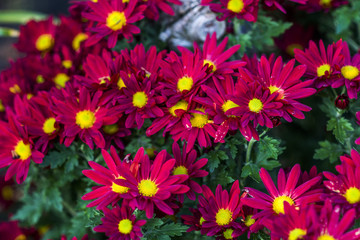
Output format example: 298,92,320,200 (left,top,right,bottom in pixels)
117,78,126,90
72,32,88,51
248,98,263,113
203,59,217,72
138,179,158,197
317,234,335,240
1,185,14,201
272,195,294,214
319,0,332,8
62,60,73,69
244,215,255,227
106,11,127,31
289,228,307,240
54,73,70,88
111,176,128,194
123,0,129,2
317,64,331,77
9,84,21,94
118,219,133,234
35,34,54,52
14,234,26,240
199,216,205,225
75,110,96,129
177,76,194,92
222,100,239,114
14,140,31,160
227,0,244,13
223,228,234,239
103,124,119,135
269,85,280,94
36,75,45,84
286,43,303,56
215,208,233,226
0,100,5,112
341,65,359,80
173,166,188,175
42,117,57,135
190,108,211,128
132,91,148,108
169,100,188,117
344,187,360,204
